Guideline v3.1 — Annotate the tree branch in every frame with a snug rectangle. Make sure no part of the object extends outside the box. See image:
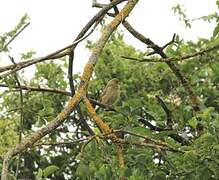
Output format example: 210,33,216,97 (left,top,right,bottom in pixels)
1,1,139,178
155,95,173,128
8,56,24,179
122,20,200,112
100,3,200,113
121,43,219,63
0,0,127,77
138,118,189,145
0,22,30,54
0,83,69,94
0,83,120,112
